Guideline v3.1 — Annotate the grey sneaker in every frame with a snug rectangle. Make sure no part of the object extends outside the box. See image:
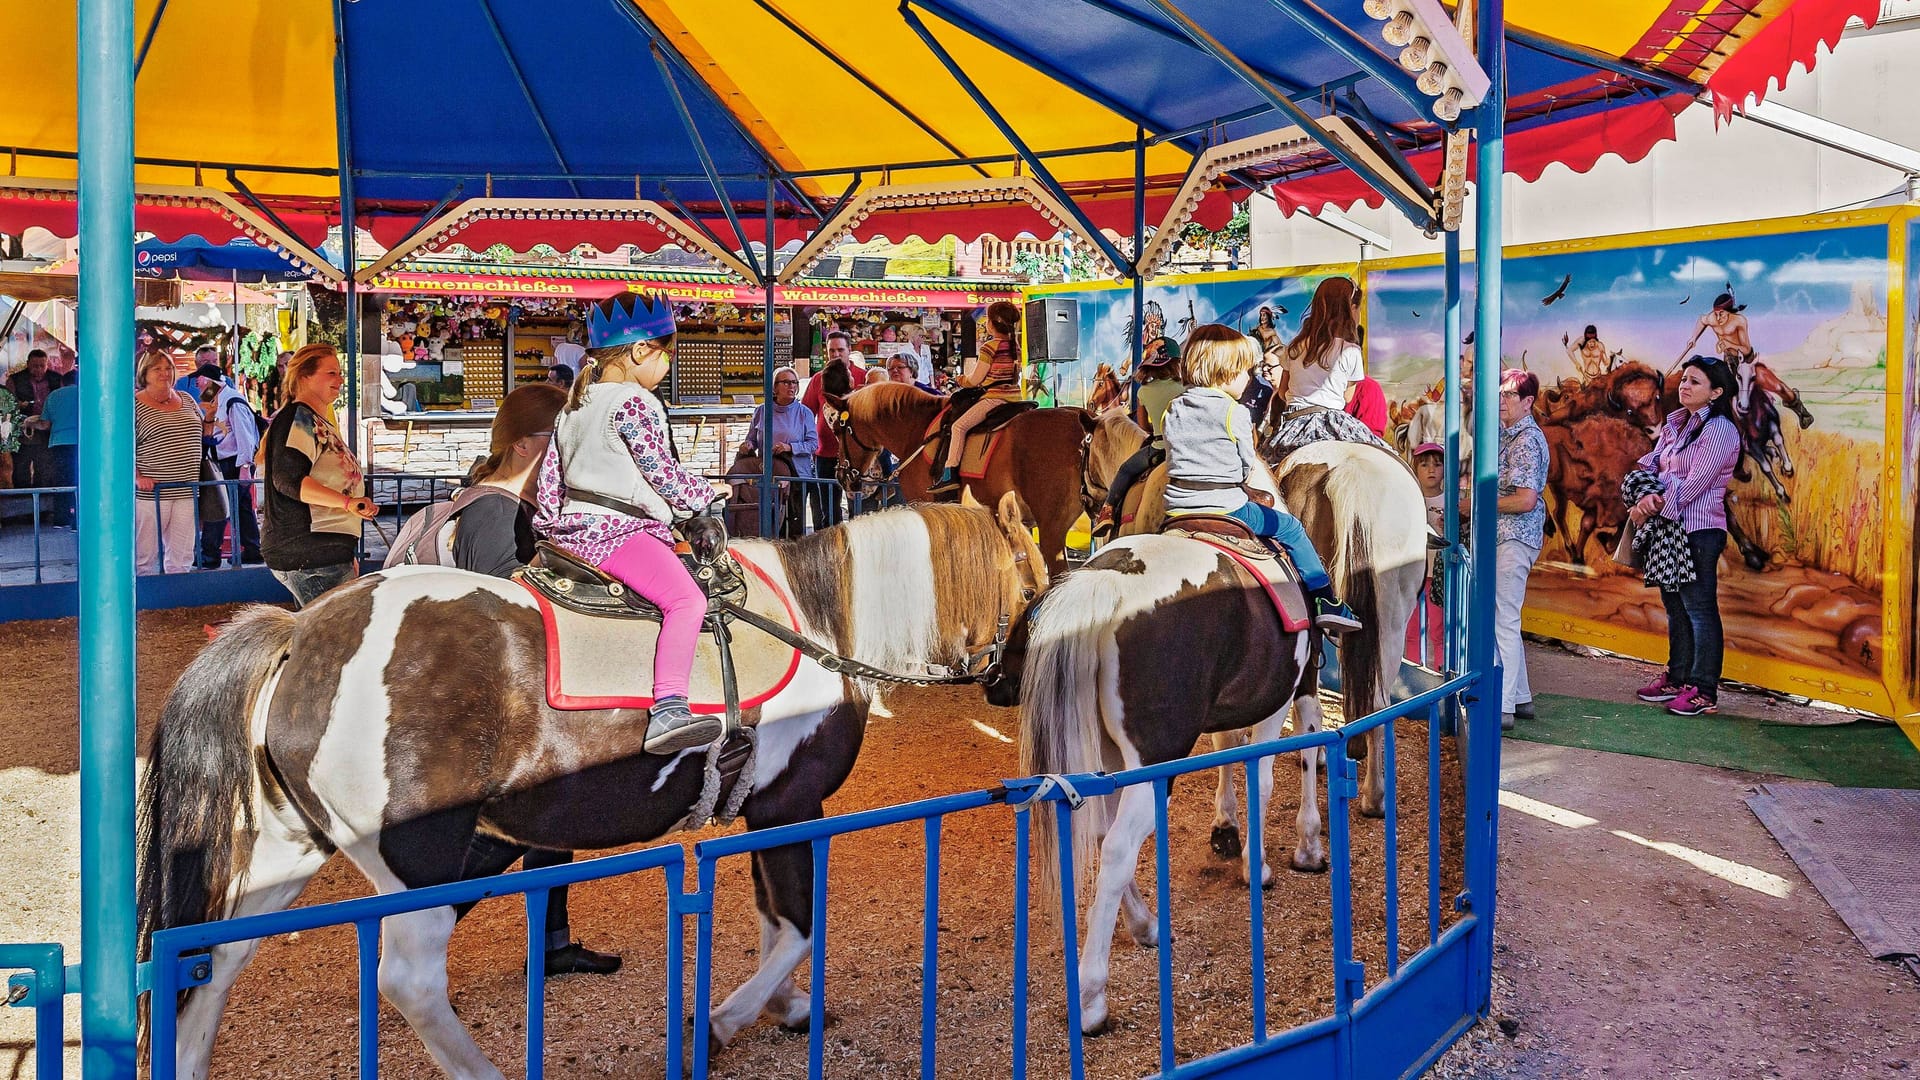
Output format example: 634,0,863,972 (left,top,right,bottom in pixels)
644,696,722,755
